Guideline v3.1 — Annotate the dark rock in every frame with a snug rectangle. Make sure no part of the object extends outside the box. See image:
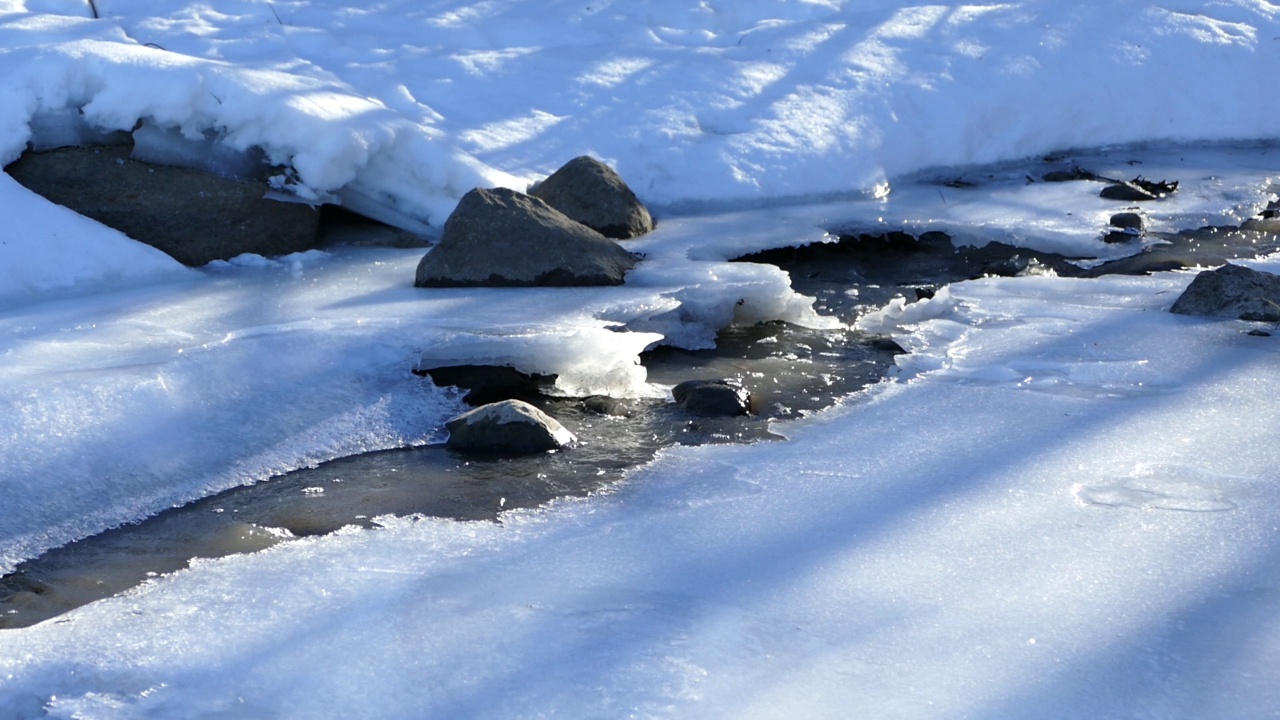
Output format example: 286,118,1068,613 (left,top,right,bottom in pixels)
415,187,638,287
416,364,556,405
1042,167,1100,182
1247,329,1272,337
583,395,633,417
445,399,576,454
1100,182,1158,202
672,379,753,417
1261,198,1280,220
1110,212,1144,231
1131,177,1178,196
529,156,654,239
1103,229,1141,244
1169,264,1280,321
5,145,318,265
